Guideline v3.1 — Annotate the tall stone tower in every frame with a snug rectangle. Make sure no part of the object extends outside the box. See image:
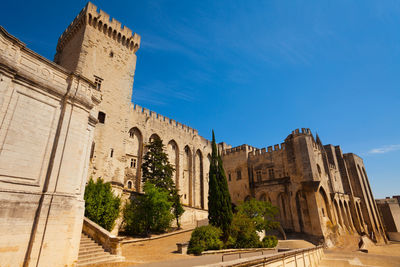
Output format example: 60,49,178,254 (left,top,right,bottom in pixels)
55,2,141,186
